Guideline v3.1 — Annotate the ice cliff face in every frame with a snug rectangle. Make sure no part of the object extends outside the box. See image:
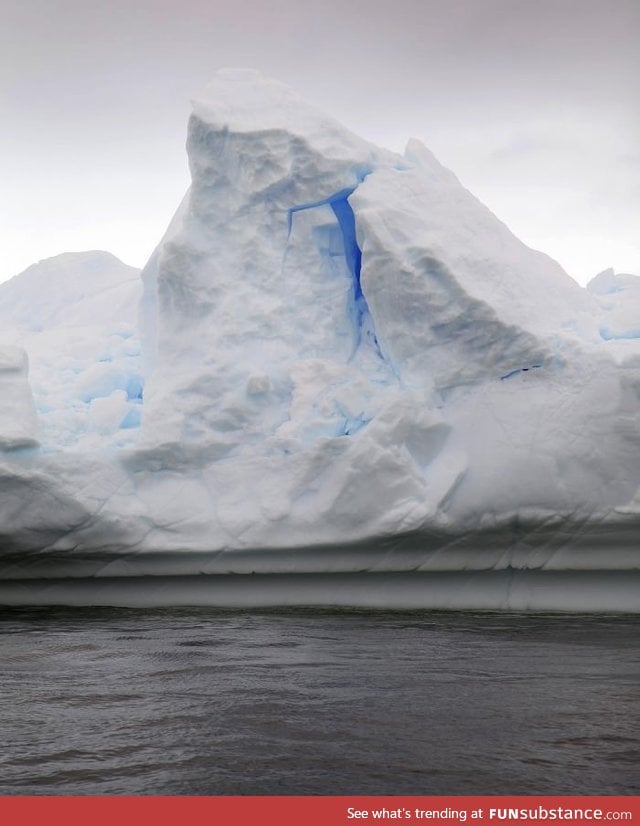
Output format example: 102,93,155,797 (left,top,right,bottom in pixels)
0,346,37,450
1,70,639,609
